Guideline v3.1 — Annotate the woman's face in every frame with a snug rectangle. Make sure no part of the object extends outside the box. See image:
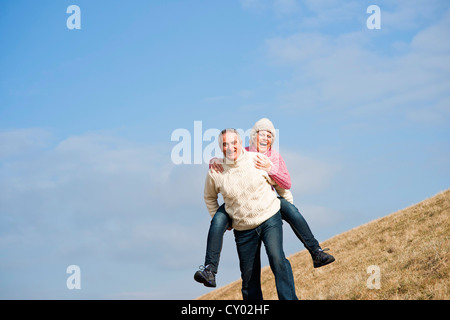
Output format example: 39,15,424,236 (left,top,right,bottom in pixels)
256,130,272,153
